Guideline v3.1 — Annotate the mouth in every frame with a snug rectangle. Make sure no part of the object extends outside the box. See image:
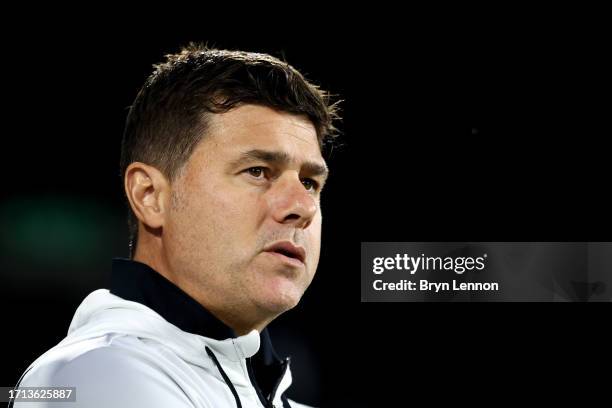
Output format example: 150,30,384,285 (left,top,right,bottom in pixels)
263,241,306,266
